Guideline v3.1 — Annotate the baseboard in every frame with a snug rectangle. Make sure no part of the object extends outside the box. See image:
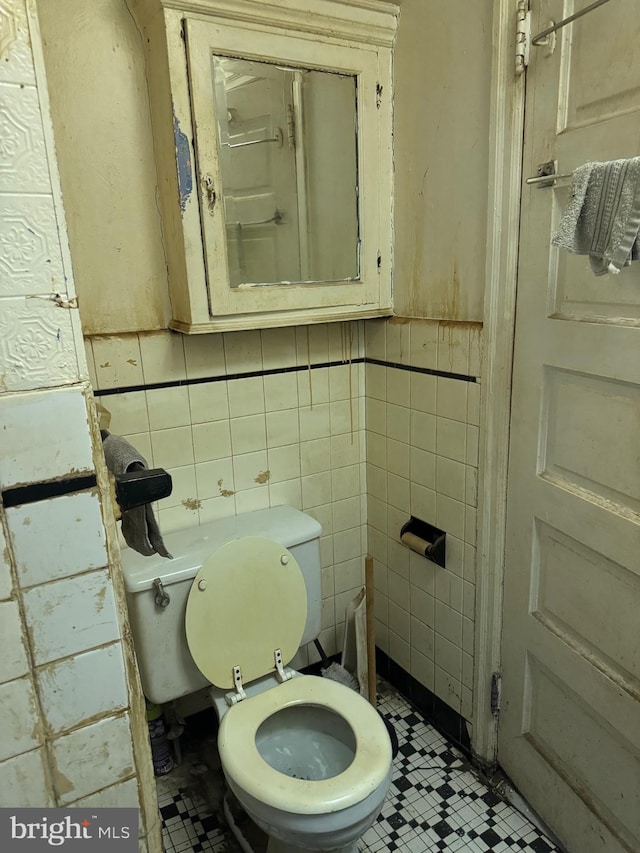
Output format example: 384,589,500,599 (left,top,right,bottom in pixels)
376,649,471,756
